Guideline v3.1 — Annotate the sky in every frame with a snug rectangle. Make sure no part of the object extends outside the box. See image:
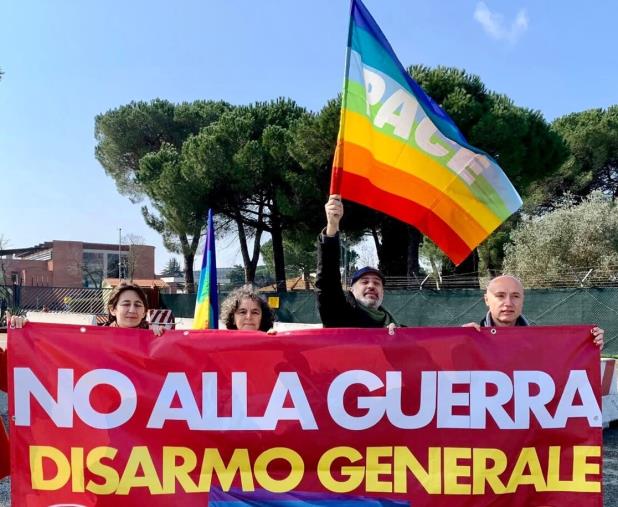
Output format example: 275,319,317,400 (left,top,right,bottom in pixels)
1,0,618,273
